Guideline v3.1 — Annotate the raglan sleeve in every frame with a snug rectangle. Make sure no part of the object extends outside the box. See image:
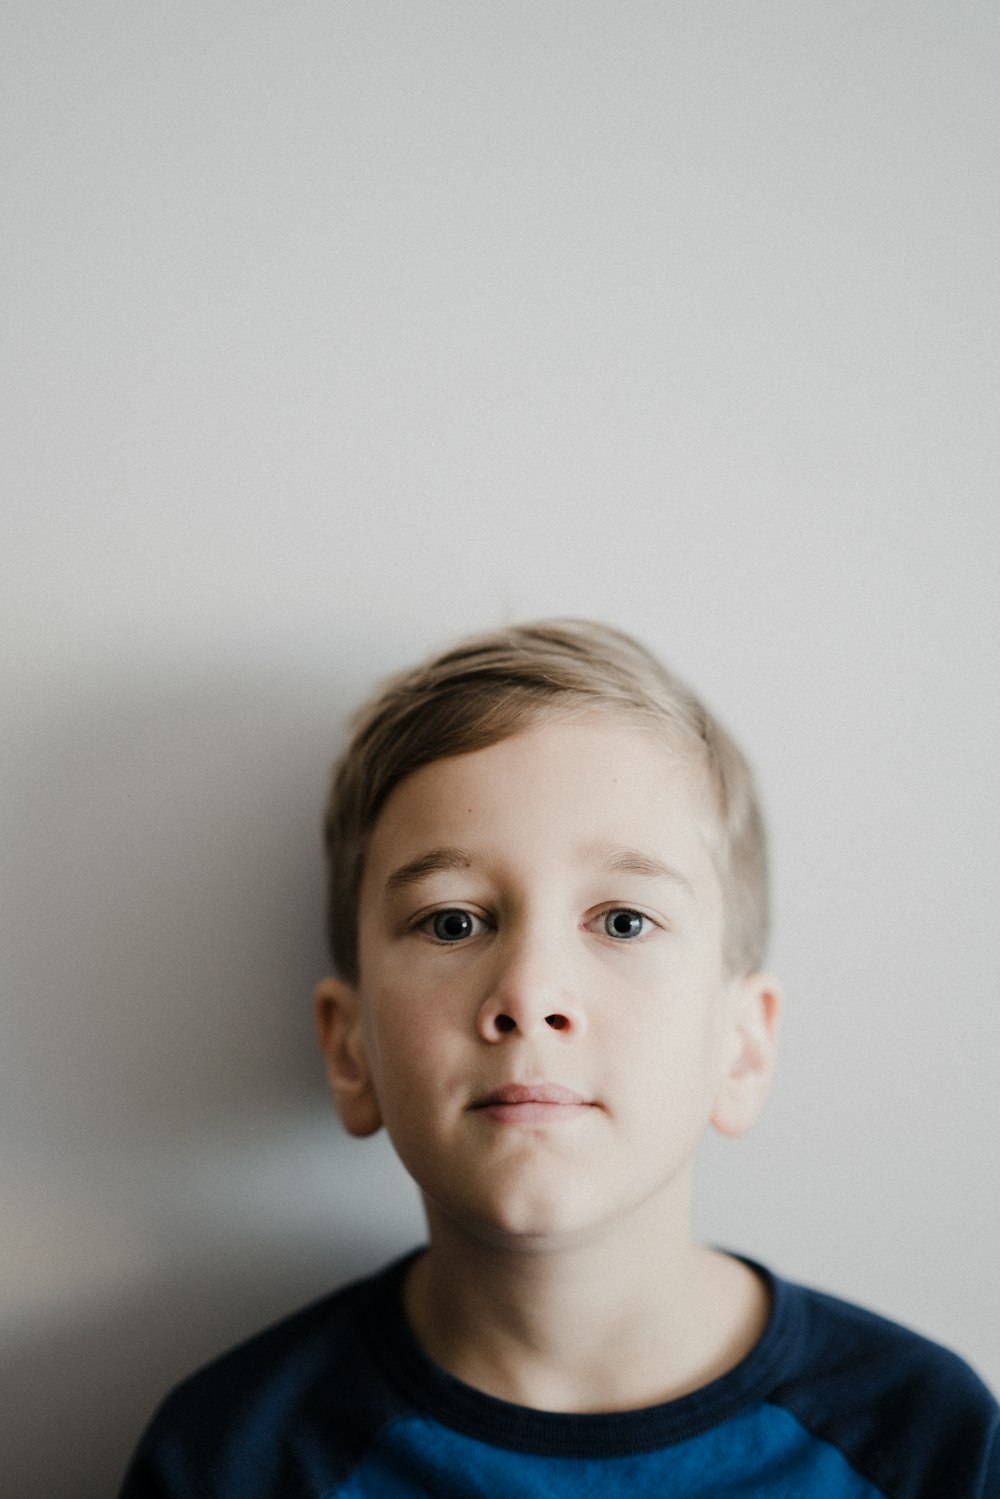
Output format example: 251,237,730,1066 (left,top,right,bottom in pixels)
118,1413,210,1499
977,1414,1000,1499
